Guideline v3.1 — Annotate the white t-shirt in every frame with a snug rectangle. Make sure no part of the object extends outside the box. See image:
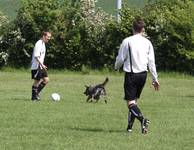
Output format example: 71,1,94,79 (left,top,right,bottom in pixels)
31,39,46,70
115,34,158,82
